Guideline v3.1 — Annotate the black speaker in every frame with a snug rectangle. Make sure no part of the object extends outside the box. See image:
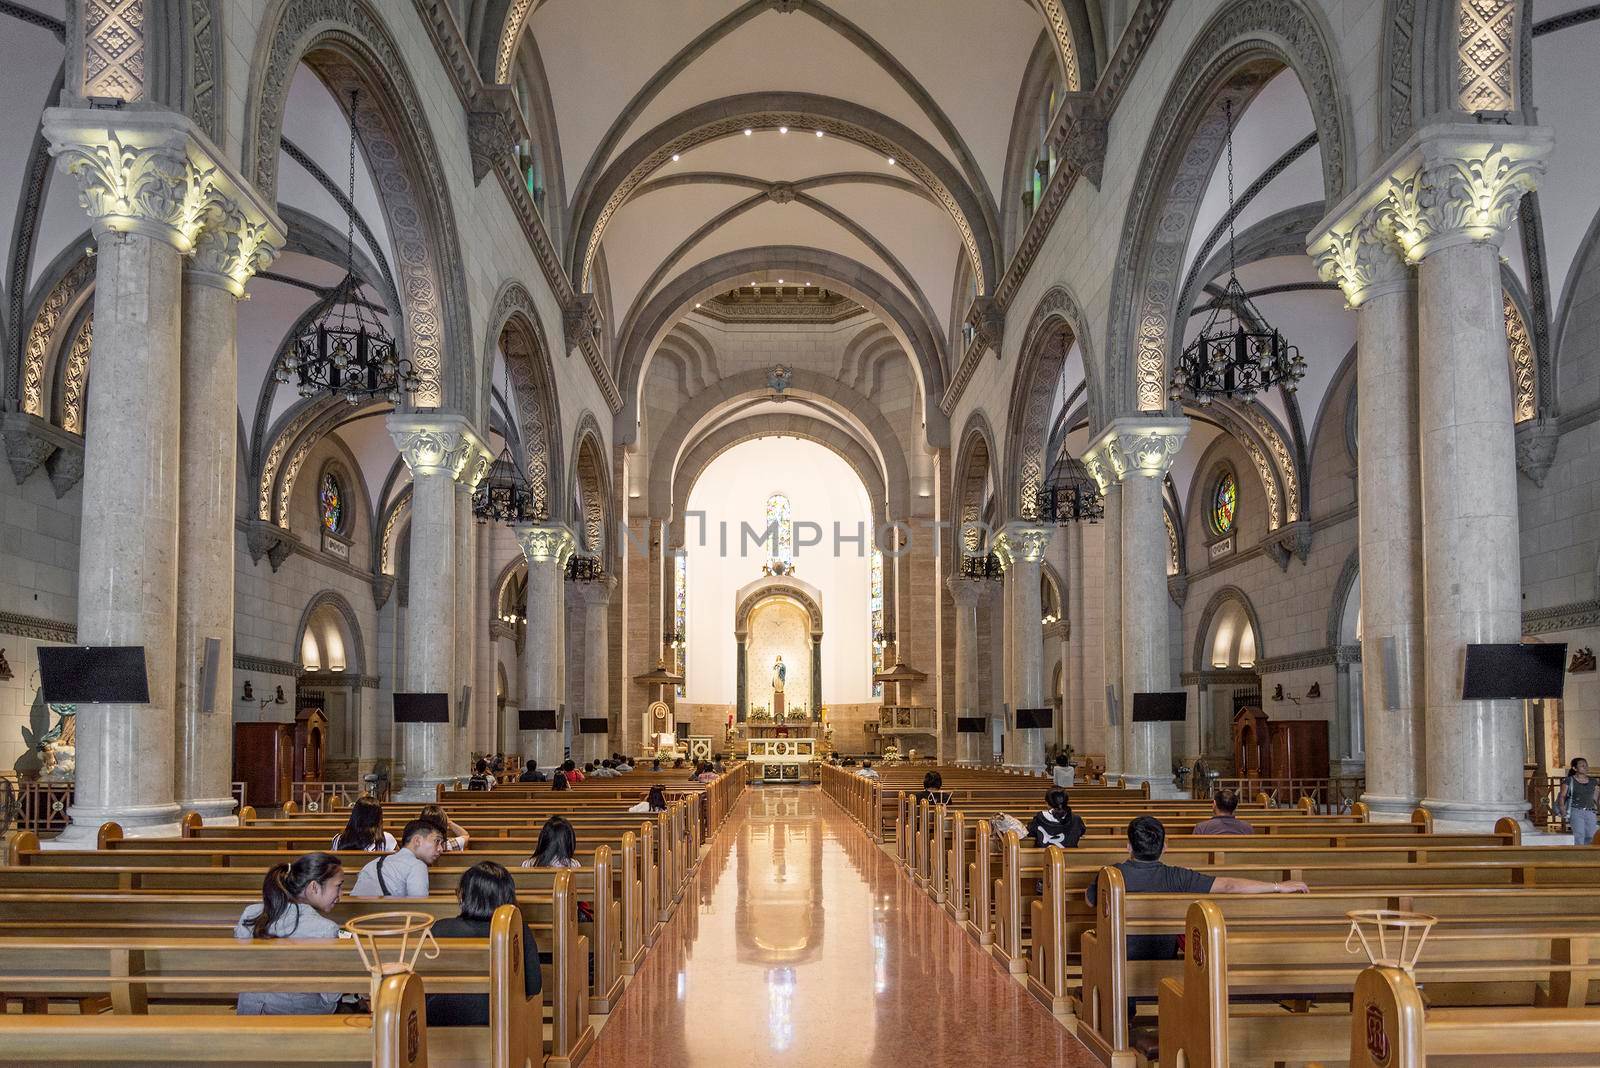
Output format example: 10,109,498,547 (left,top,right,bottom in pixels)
1380,635,1401,711
37,646,150,704
199,636,222,715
